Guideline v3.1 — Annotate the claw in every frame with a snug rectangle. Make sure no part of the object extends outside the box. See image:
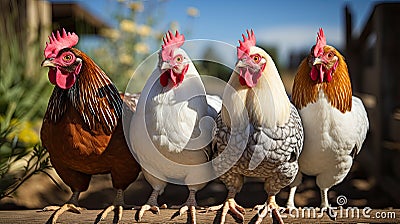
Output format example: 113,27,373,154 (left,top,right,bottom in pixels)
178,205,189,215
254,196,284,224
220,198,245,223
46,204,84,224
41,206,61,212
135,204,163,221
94,205,124,224
252,204,265,211
171,205,197,223
205,204,223,213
